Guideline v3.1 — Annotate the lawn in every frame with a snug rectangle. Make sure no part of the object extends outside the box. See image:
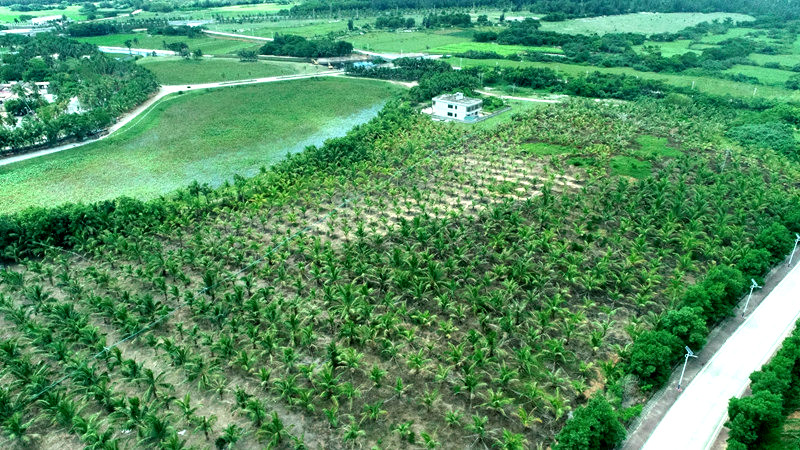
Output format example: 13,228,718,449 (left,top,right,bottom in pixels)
77,32,259,55
136,56,323,84
345,29,473,53
0,5,84,22
749,53,800,67
428,41,562,55
455,57,800,101
202,2,298,16
0,77,401,213
539,12,754,35
724,64,797,86
209,18,357,39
